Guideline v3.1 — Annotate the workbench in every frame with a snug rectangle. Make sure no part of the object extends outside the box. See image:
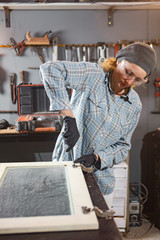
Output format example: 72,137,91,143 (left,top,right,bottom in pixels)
0,126,60,137
0,171,122,240
0,127,59,162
